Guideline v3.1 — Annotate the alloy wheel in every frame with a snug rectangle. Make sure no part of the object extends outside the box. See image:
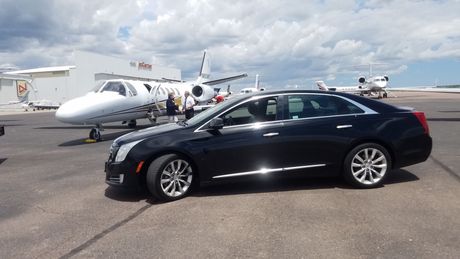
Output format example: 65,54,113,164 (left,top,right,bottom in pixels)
351,148,387,185
160,159,193,197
